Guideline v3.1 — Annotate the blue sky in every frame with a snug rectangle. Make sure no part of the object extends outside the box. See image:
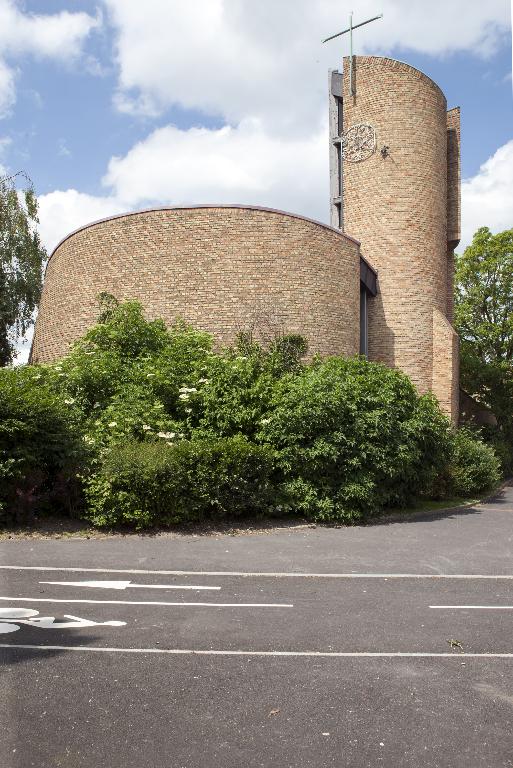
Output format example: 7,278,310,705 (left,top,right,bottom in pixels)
5,14,511,196
0,1,511,359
